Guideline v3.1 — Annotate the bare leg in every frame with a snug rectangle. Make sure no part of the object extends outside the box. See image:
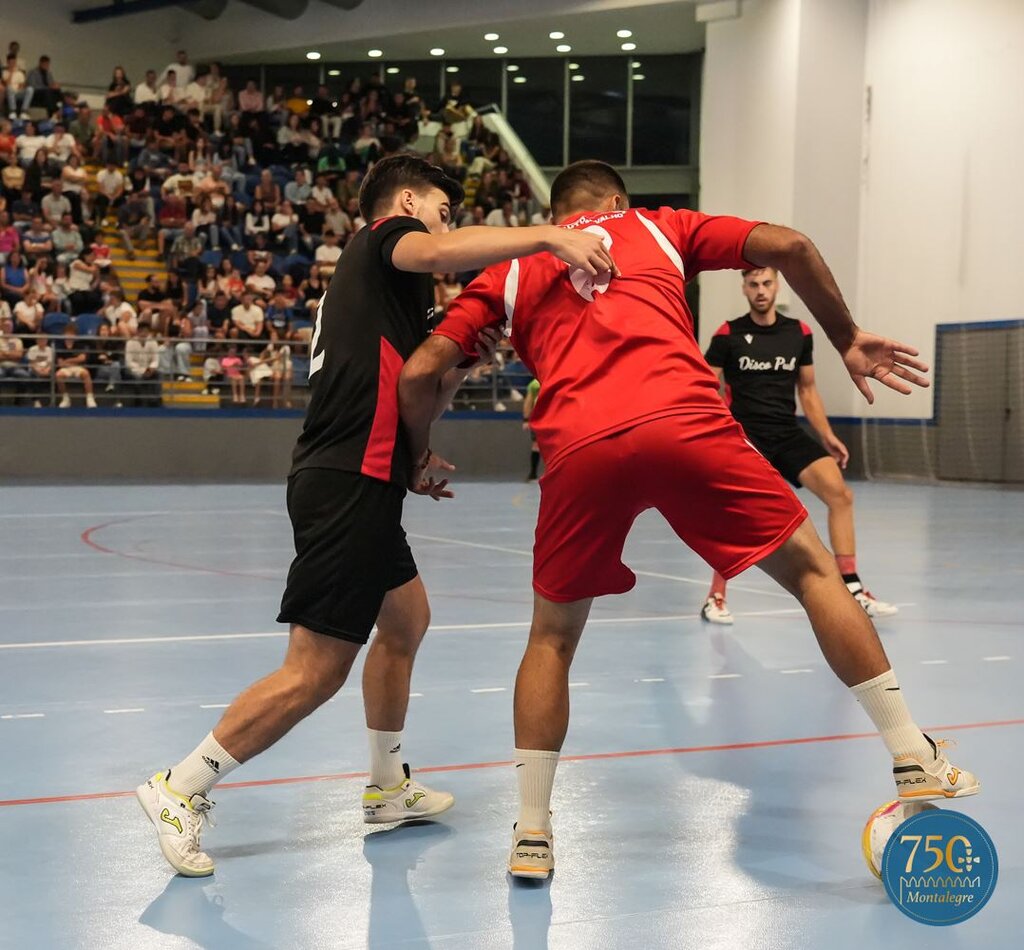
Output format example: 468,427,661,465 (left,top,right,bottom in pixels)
213,624,359,763
513,594,592,750
757,518,888,686
362,575,430,731
797,457,856,557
